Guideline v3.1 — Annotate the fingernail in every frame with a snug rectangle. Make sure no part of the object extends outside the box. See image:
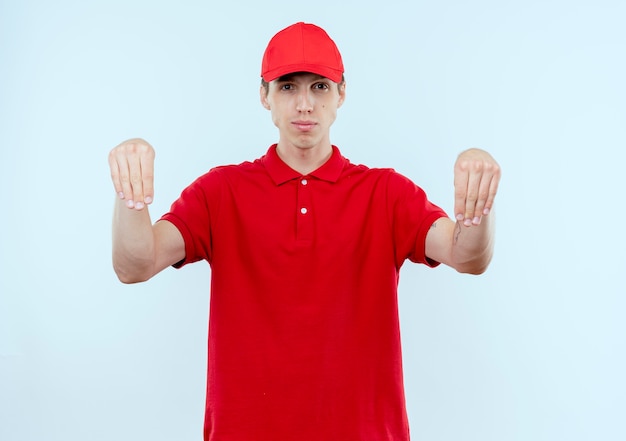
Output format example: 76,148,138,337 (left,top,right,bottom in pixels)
145,196,153,204
135,202,145,210
126,200,134,208
483,208,490,215
472,216,481,225
464,218,472,227
456,214,464,221
118,192,124,199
